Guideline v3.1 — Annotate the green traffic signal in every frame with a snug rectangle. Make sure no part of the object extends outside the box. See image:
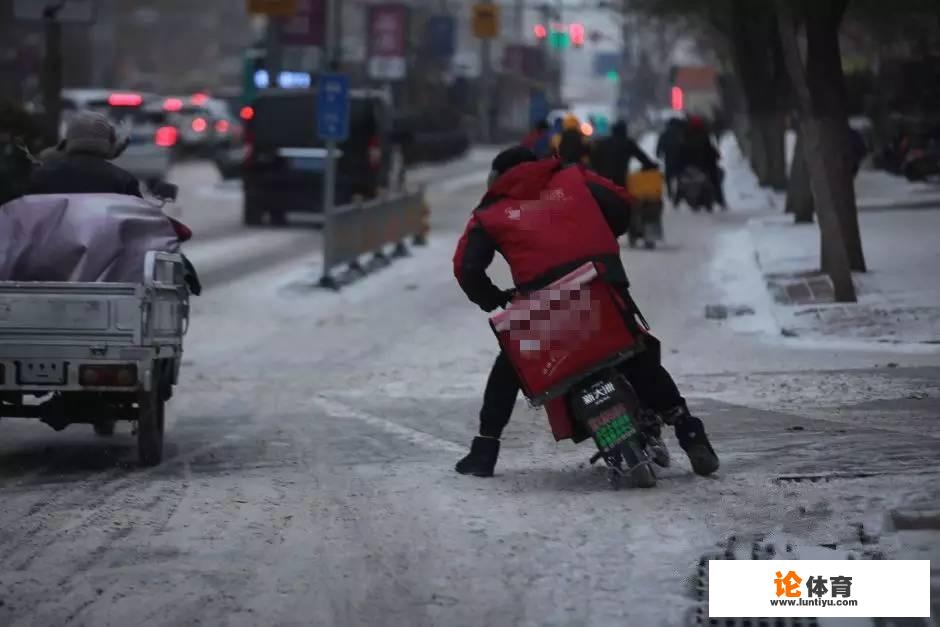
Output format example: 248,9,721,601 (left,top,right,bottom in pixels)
549,31,570,49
